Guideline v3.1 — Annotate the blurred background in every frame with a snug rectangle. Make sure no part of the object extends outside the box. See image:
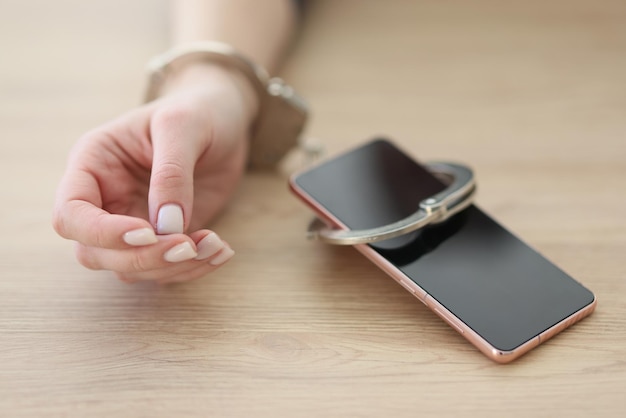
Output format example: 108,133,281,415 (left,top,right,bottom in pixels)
0,0,625,416
2,0,624,270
